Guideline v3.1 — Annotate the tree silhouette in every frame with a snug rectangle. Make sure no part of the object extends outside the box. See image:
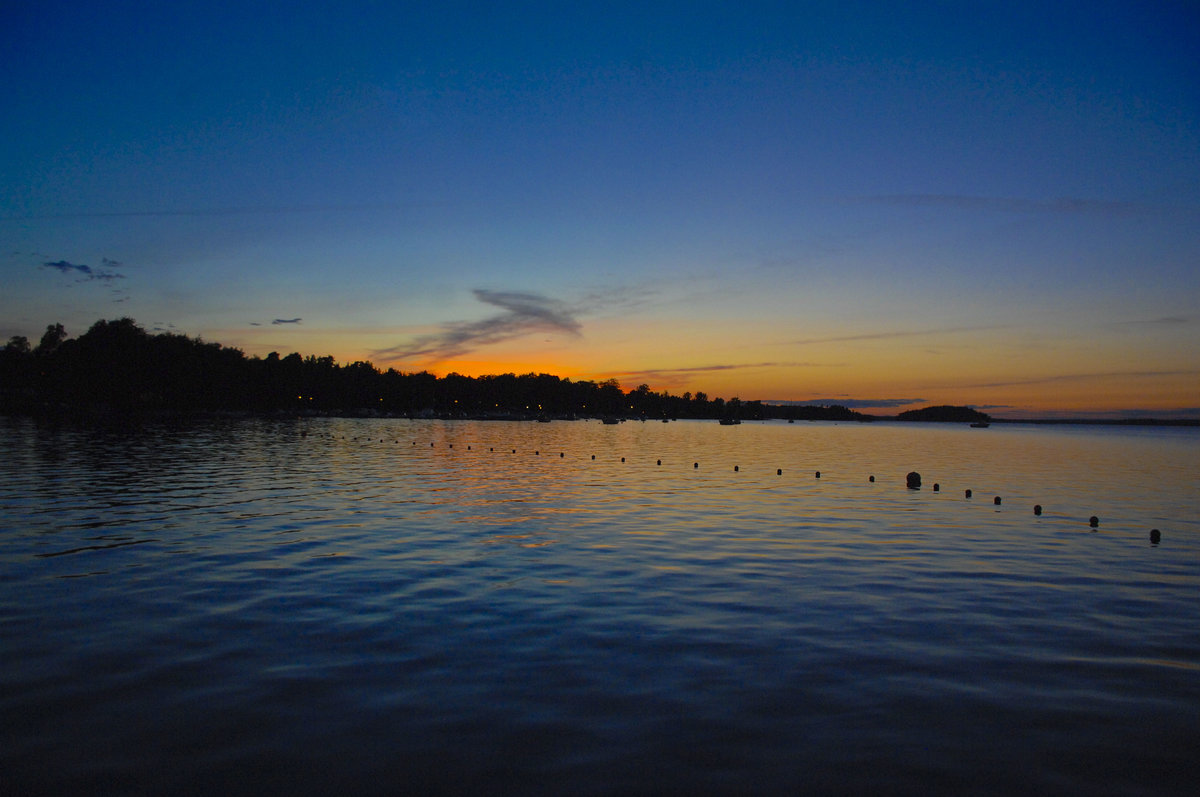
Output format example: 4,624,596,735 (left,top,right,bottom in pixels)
0,317,884,423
